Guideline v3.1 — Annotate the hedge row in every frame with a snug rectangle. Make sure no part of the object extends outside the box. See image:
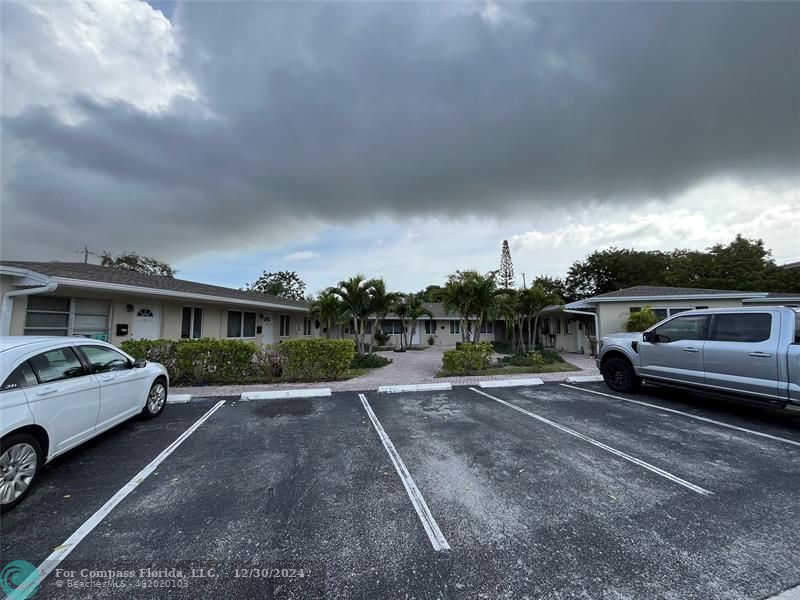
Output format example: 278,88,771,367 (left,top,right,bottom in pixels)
121,338,356,385
441,341,494,375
